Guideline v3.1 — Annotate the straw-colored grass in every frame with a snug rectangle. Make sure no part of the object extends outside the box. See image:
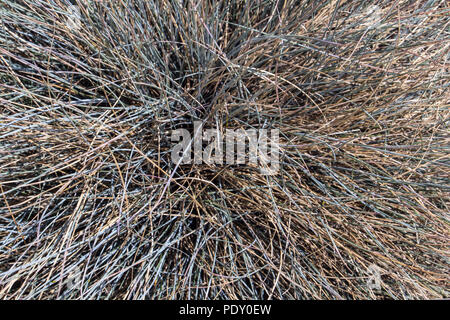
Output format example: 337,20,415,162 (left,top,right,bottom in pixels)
0,0,449,299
